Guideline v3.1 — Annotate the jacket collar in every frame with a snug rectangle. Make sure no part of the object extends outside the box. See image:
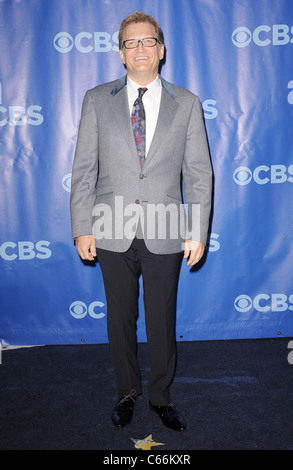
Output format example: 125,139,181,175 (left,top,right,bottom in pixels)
110,74,177,100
